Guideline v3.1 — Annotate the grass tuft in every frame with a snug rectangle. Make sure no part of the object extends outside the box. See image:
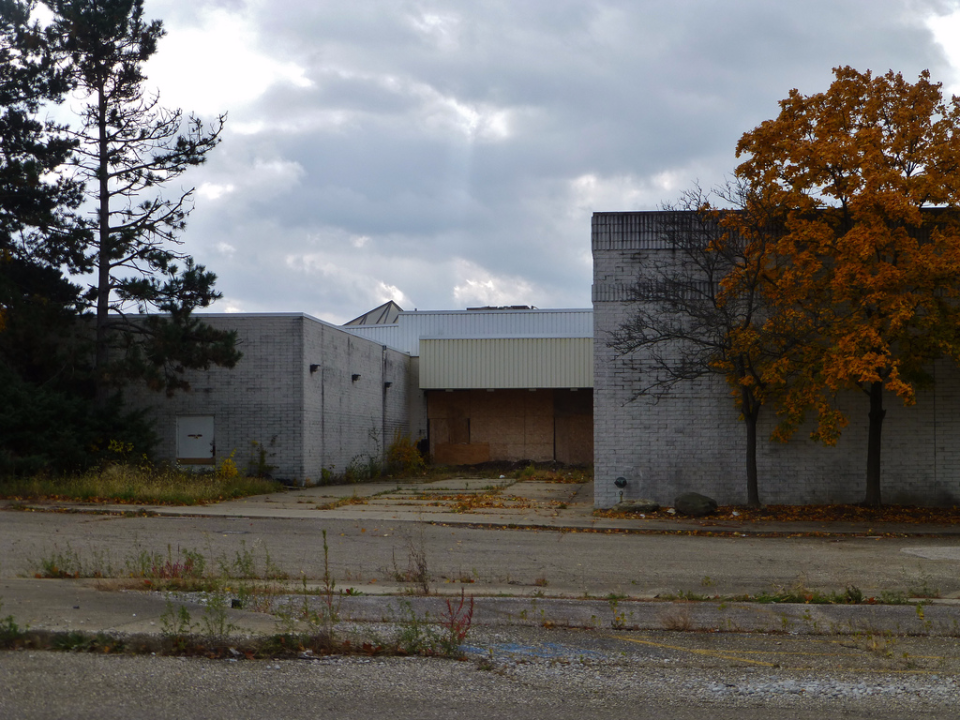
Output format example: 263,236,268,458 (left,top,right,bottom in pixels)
0,465,283,506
